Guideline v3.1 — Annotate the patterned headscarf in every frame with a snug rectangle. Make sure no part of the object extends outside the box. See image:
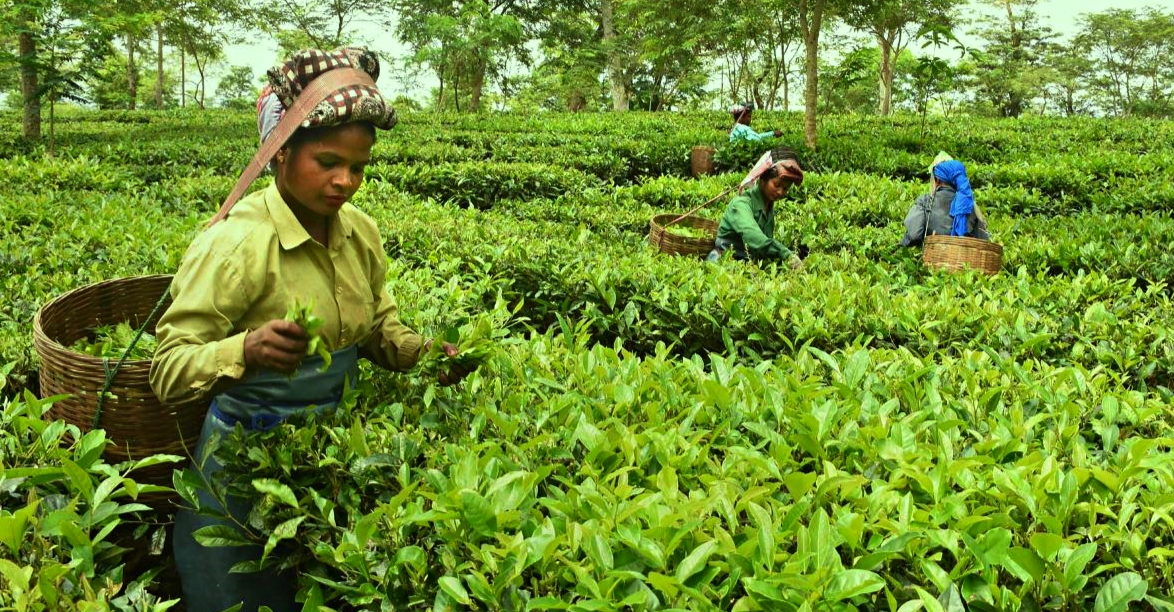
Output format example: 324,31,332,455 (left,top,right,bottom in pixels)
256,46,397,144
739,150,804,193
